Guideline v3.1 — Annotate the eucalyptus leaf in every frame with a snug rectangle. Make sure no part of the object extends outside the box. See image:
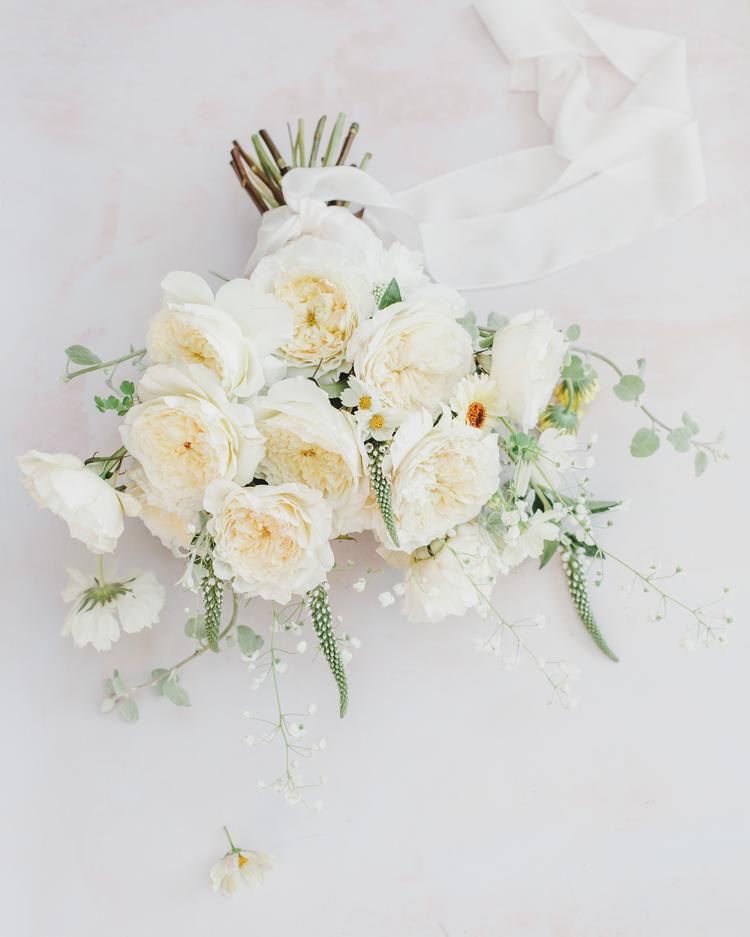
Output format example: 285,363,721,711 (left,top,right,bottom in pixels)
378,278,402,309
185,615,207,641
539,539,559,570
667,427,692,453
681,412,700,436
613,375,645,401
111,670,127,695
65,344,101,366
237,624,264,657
318,379,348,399
457,311,479,343
561,355,585,383
117,697,139,723
587,500,621,514
99,697,115,714
150,668,170,695
630,427,660,458
694,450,709,476
565,324,581,340
487,311,508,331
163,679,191,707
